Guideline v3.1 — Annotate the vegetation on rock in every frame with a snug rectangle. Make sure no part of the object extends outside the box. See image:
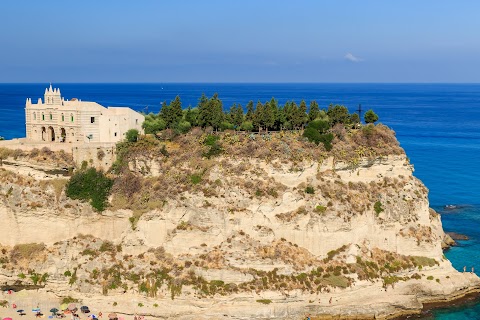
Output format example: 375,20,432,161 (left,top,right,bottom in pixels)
65,167,113,211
